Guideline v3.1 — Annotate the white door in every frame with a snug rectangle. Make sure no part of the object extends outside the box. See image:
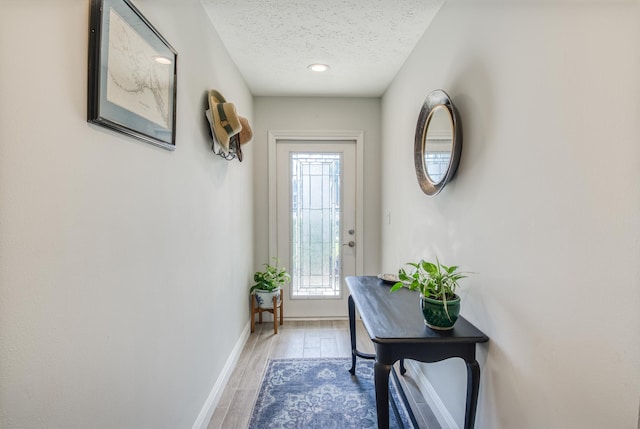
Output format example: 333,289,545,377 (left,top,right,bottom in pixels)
275,140,357,318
